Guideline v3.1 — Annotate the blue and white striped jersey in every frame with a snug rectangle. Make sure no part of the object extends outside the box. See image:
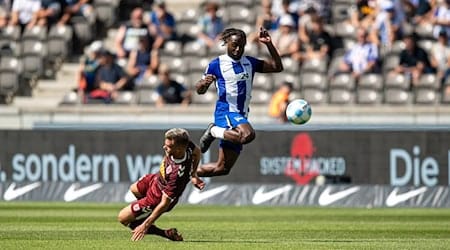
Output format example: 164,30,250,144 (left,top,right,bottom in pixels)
204,54,264,118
